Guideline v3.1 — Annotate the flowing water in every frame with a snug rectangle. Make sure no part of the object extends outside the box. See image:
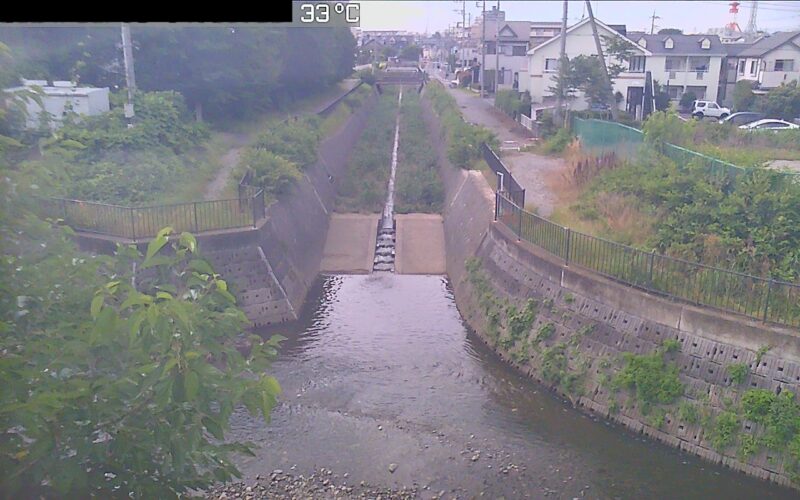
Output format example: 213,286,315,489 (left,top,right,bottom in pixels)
229,273,796,499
